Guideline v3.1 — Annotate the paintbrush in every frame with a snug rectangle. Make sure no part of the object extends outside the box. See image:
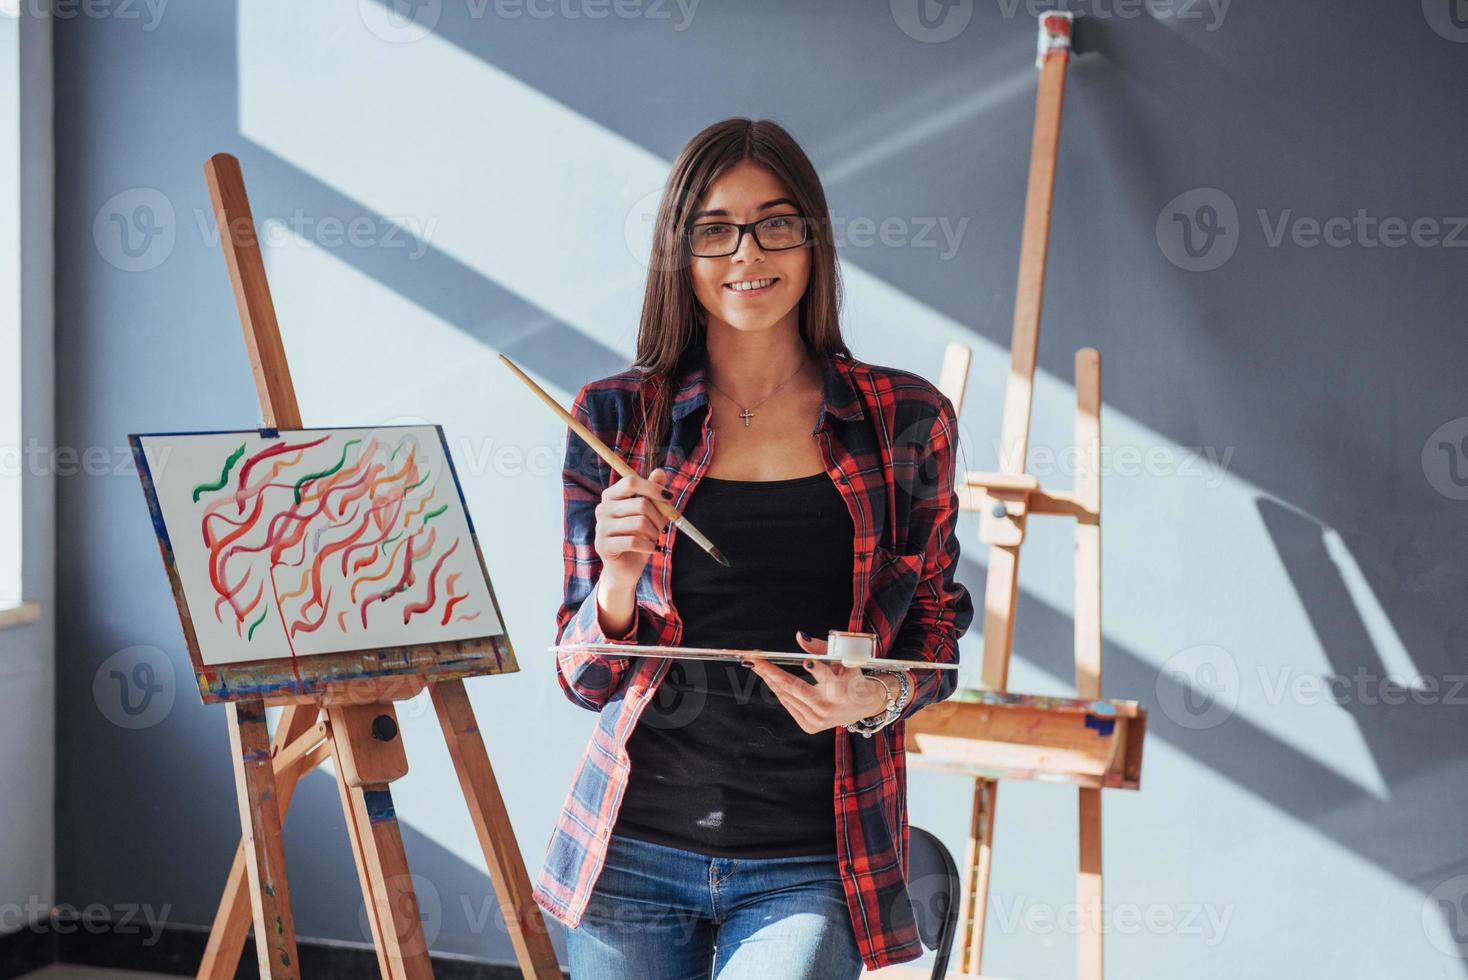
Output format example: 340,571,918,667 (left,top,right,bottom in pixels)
498,353,731,568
